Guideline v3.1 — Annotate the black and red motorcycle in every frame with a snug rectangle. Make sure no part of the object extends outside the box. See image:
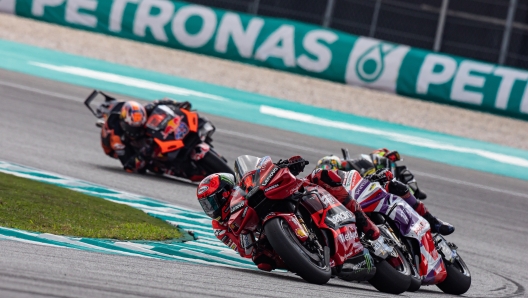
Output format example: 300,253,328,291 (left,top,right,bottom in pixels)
228,155,412,293
84,90,234,179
